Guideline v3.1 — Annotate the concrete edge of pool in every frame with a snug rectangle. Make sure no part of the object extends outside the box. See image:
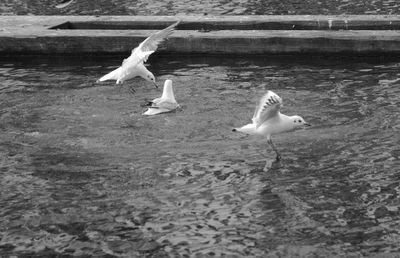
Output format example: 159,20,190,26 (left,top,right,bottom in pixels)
1,15,400,54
